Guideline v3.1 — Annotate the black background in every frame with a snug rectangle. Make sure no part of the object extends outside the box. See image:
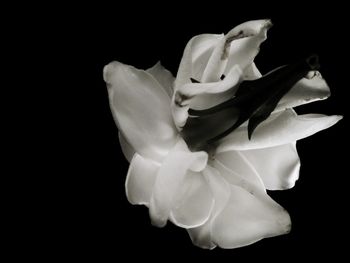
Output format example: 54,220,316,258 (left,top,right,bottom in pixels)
31,2,348,261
